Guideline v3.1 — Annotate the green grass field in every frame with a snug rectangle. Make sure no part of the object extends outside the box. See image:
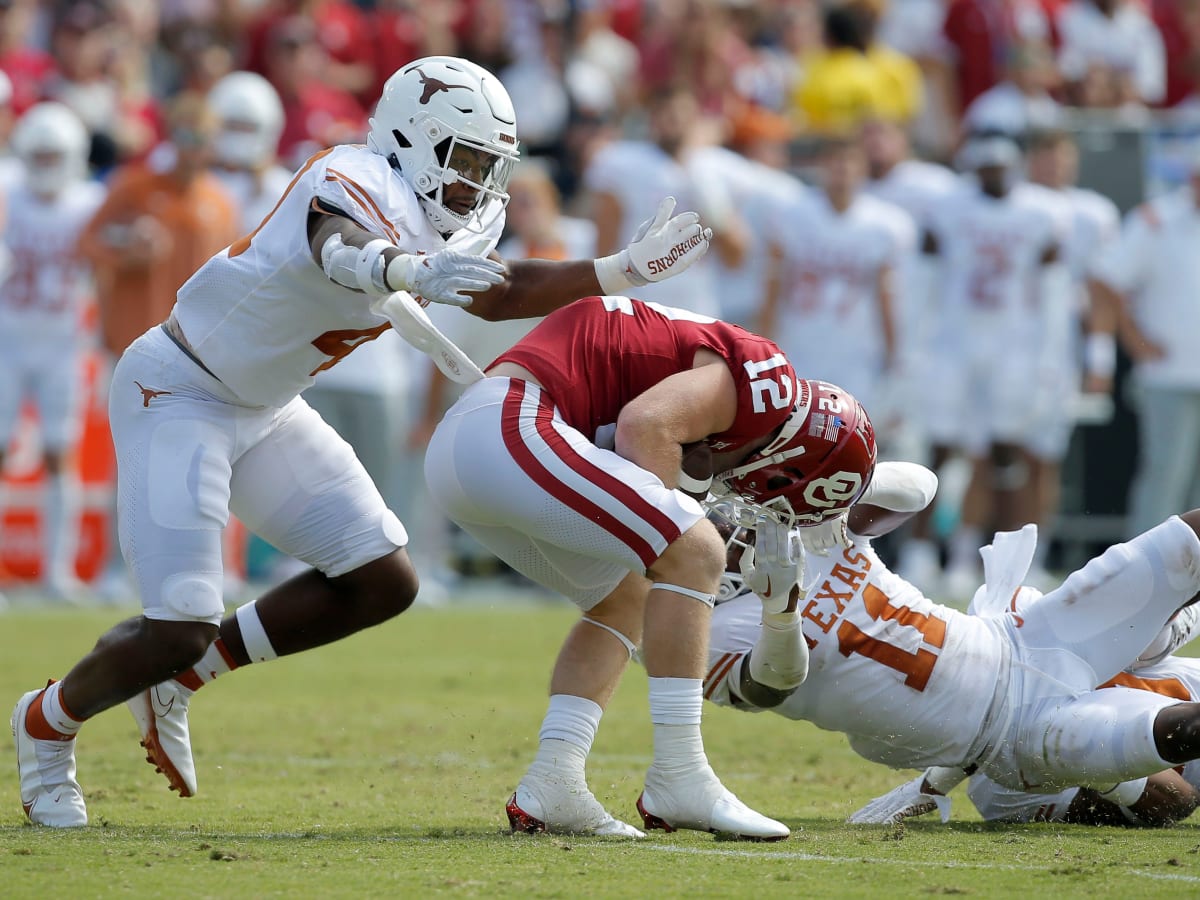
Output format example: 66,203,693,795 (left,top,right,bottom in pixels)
3,598,1200,899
